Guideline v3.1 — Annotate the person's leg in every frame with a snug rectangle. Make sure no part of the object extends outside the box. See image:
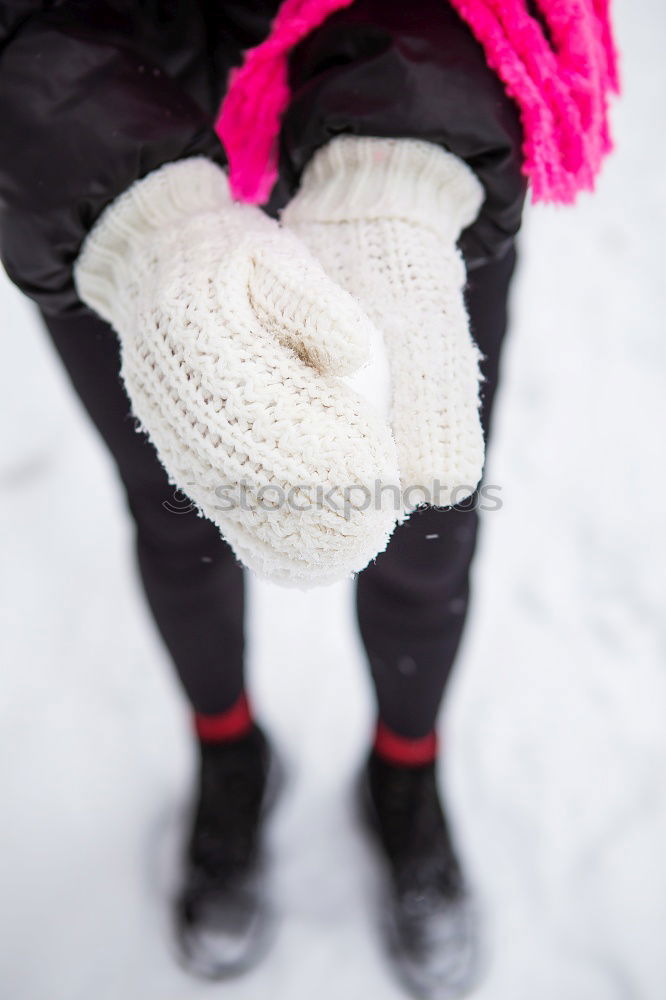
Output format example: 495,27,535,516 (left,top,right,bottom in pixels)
354,248,517,996
357,247,517,755
41,308,281,974
40,309,248,726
